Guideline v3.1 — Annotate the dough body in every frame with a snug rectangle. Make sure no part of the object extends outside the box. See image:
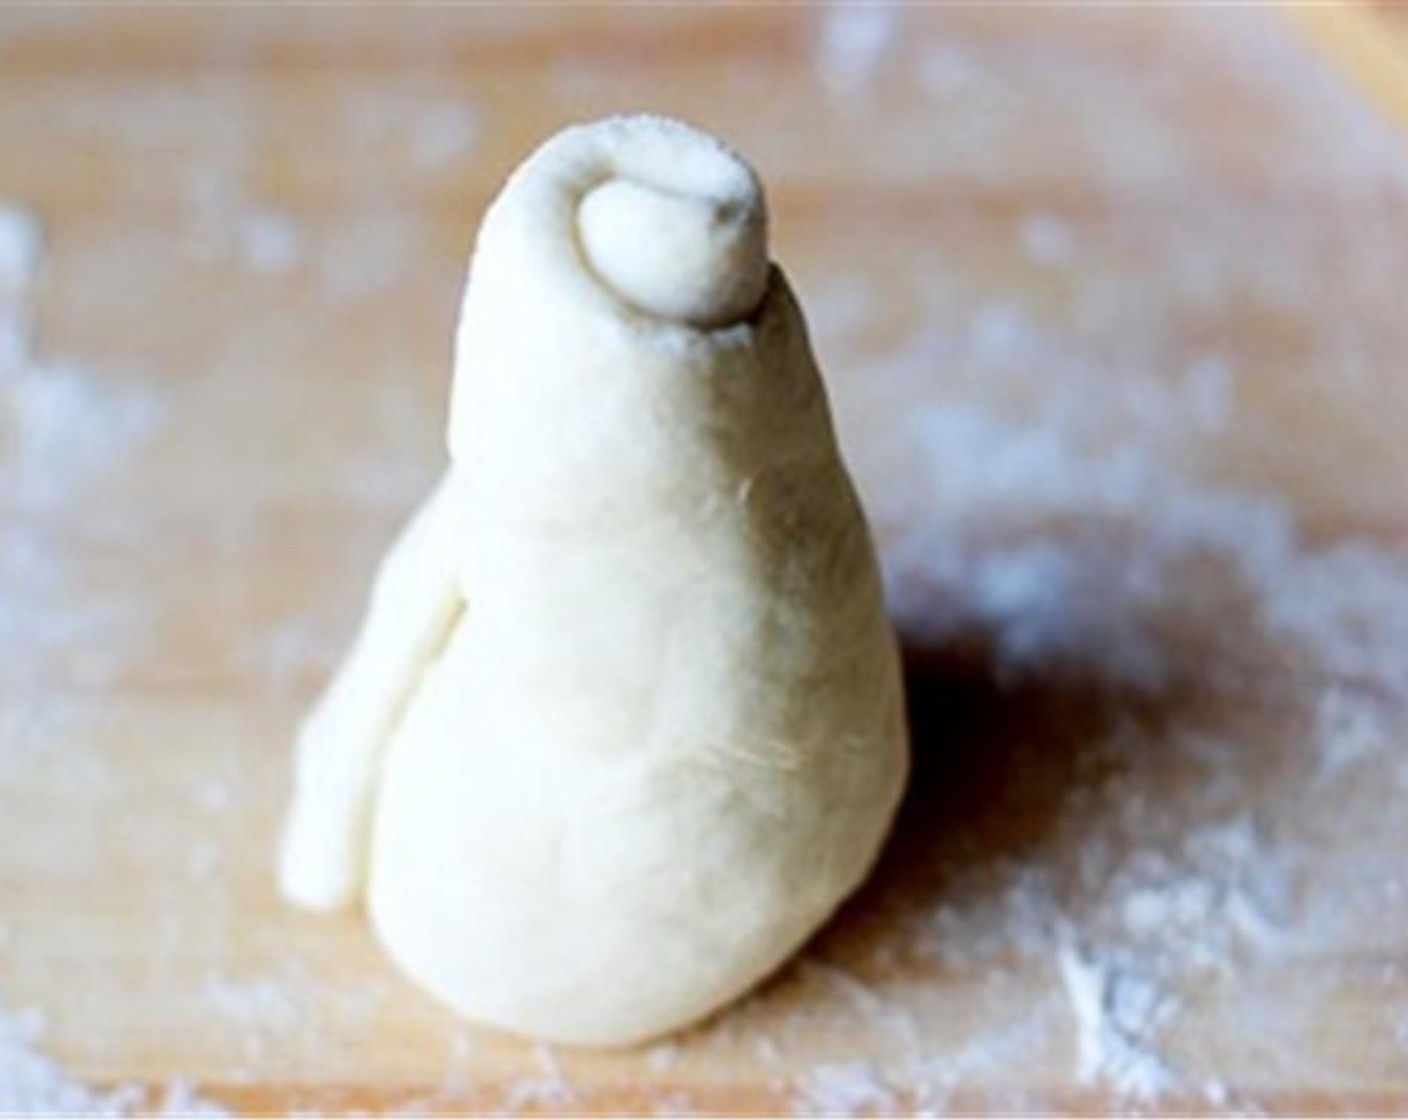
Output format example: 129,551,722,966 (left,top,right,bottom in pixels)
280,115,908,1046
